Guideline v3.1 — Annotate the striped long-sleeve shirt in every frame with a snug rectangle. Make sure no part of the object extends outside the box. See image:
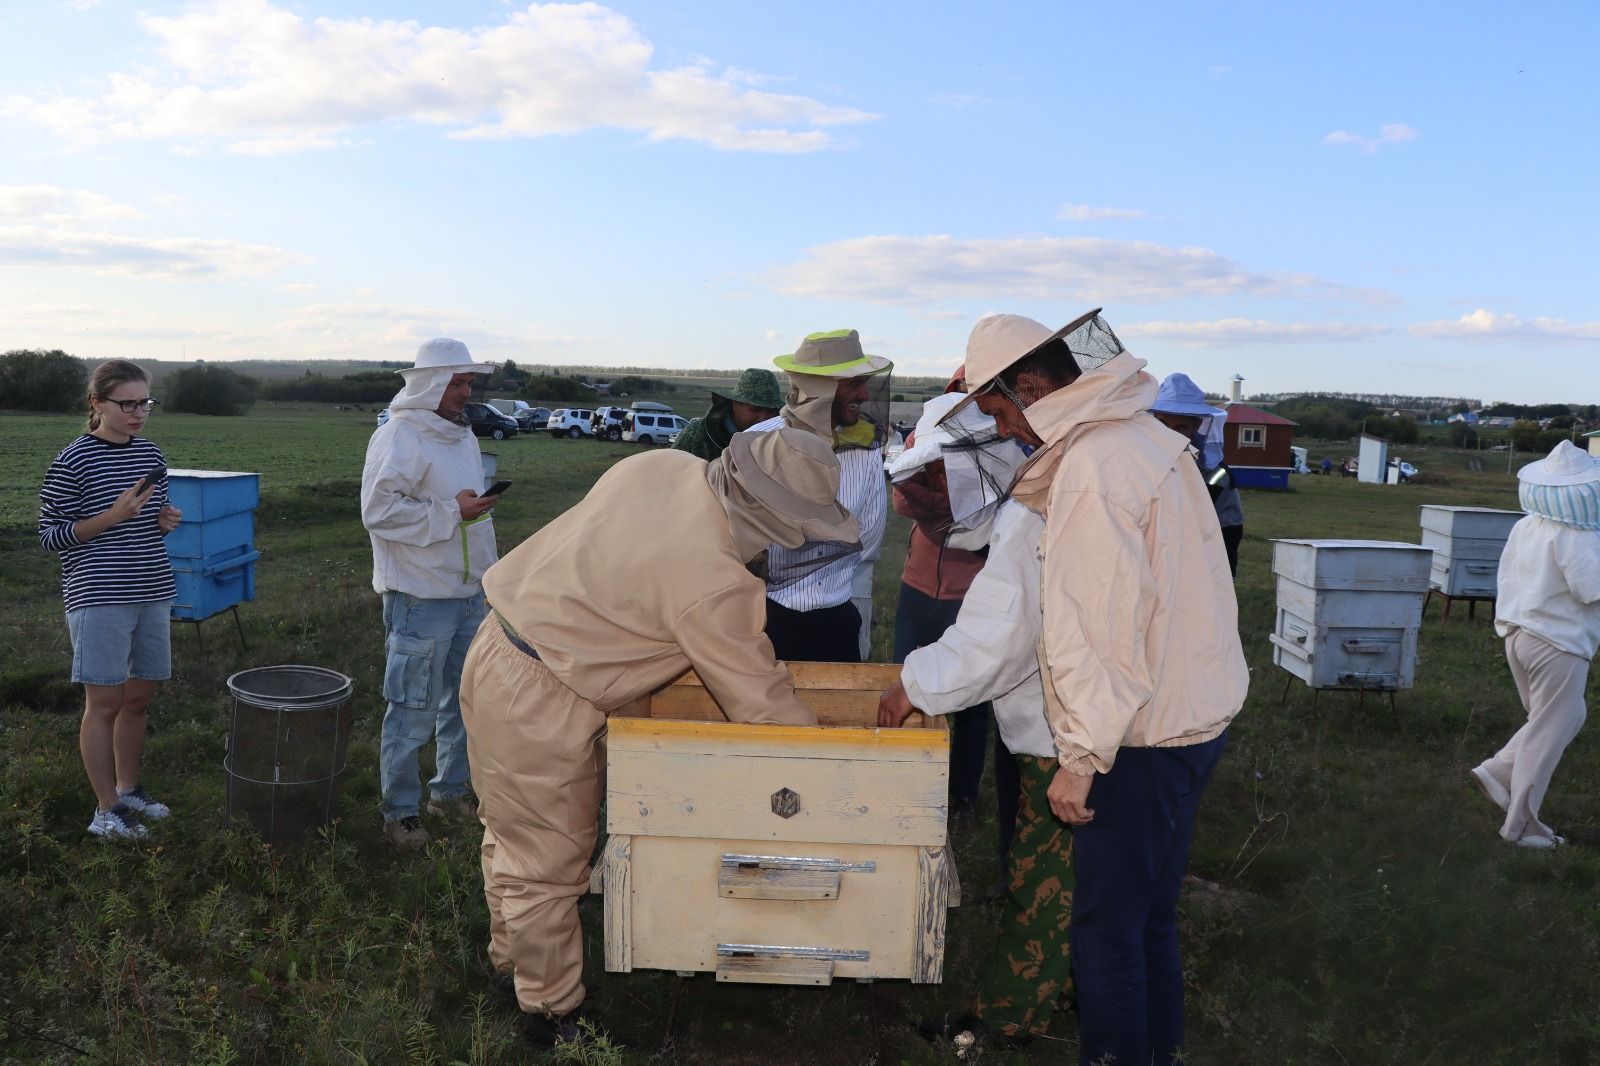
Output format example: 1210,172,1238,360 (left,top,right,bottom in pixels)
746,414,888,611
39,434,176,612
